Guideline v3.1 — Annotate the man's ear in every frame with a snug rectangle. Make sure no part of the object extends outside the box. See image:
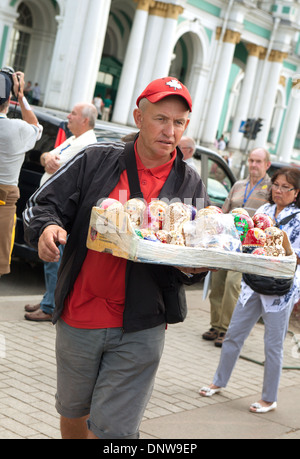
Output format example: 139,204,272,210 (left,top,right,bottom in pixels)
133,108,143,129
184,118,190,131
